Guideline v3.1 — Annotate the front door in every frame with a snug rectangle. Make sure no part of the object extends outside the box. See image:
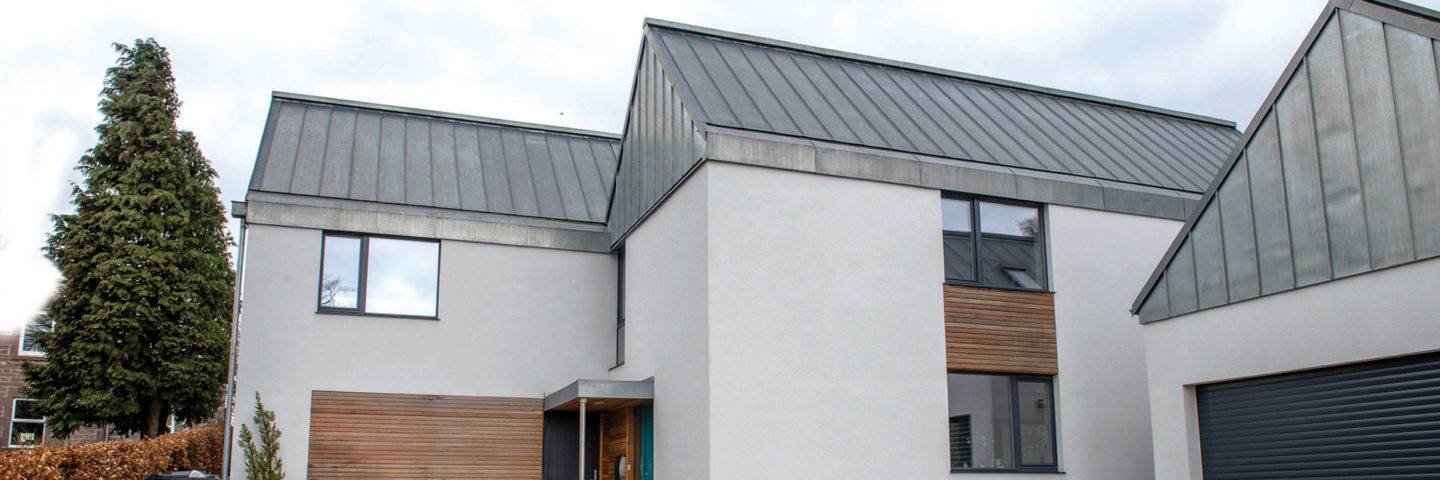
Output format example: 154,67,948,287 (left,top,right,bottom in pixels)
639,404,654,480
